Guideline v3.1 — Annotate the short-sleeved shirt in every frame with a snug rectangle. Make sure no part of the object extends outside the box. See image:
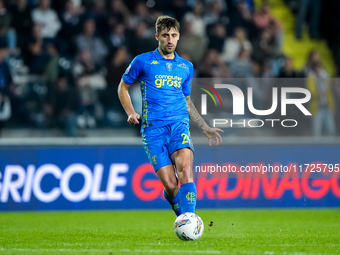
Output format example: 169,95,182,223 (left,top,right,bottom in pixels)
122,48,194,132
